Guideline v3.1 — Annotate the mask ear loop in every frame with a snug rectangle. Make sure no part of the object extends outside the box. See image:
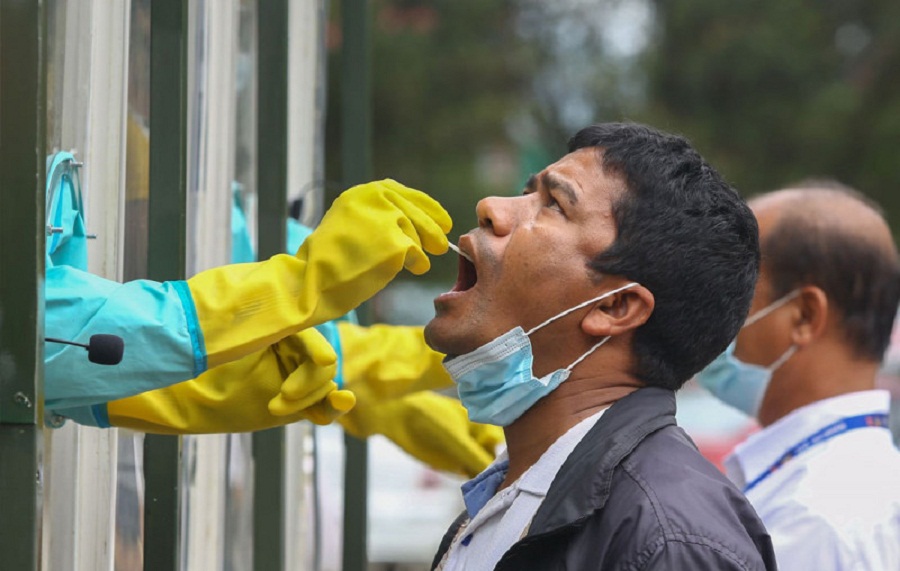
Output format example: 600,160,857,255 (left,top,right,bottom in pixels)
743,289,802,328
525,282,640,336
767,344,797,372
565,335,611,372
